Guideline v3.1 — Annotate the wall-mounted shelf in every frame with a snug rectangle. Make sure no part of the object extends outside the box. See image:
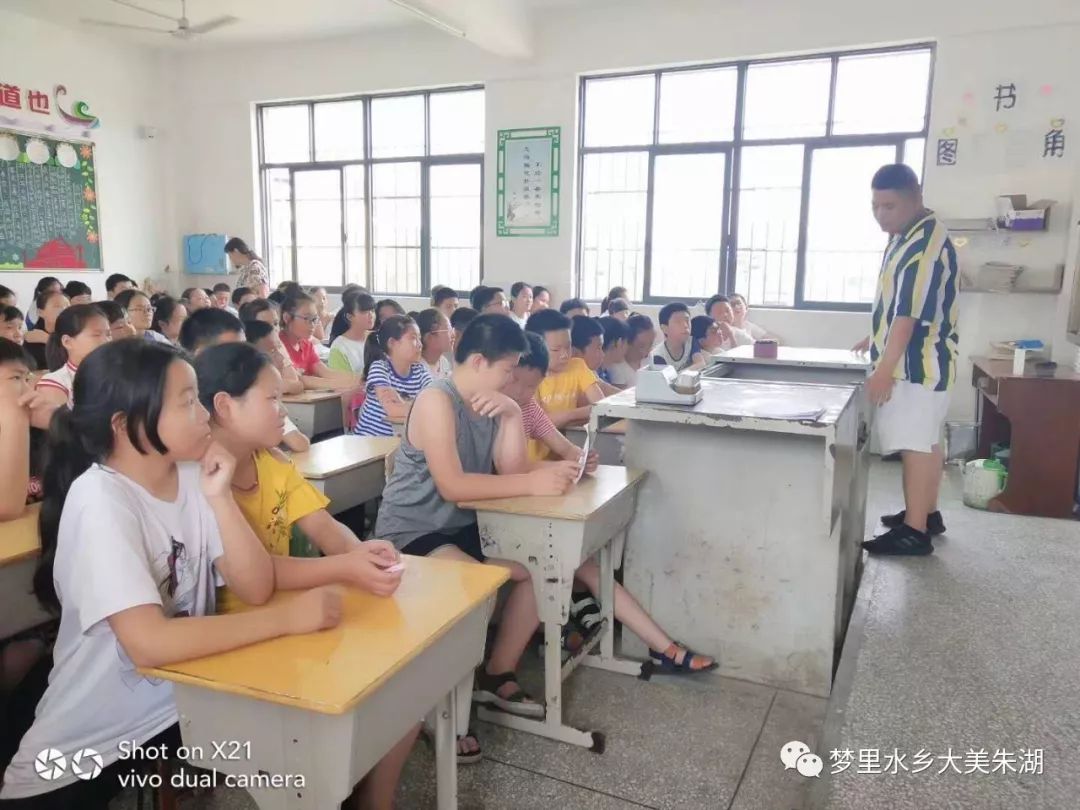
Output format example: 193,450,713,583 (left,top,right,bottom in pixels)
960,262,1063,294
943,217,998,233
